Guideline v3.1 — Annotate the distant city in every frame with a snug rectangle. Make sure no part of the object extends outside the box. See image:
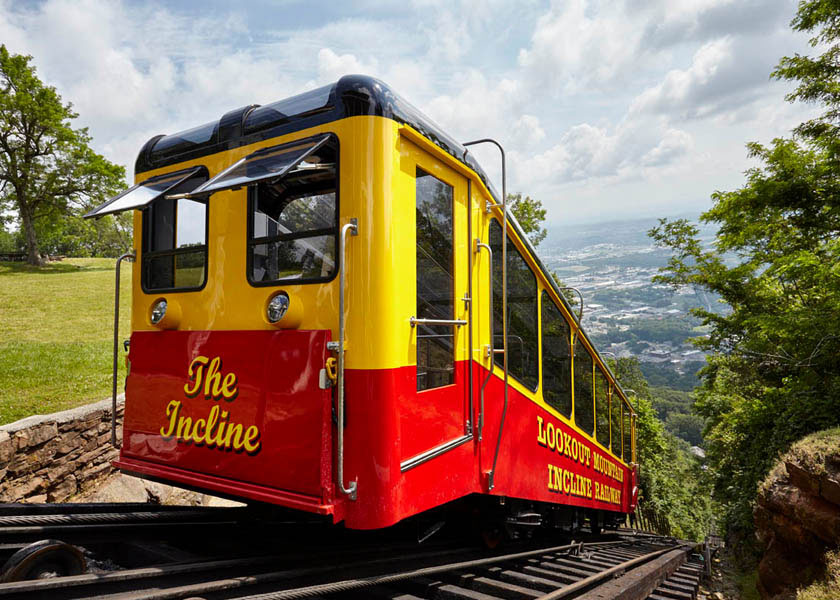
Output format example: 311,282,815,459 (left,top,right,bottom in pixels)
540,215,721,385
